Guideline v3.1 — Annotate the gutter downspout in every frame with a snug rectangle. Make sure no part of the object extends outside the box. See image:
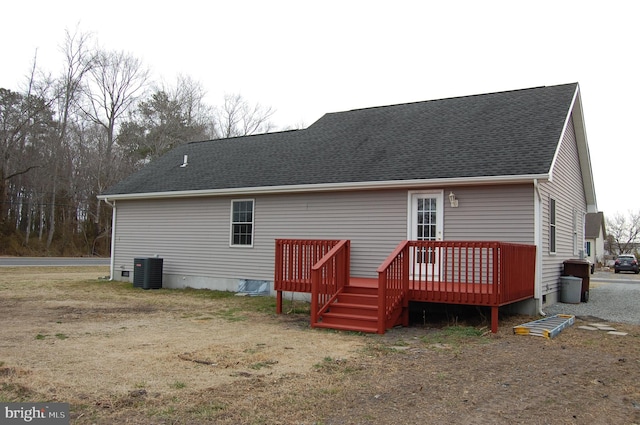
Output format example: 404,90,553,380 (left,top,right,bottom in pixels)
103,198,116,281
534,179,546,317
